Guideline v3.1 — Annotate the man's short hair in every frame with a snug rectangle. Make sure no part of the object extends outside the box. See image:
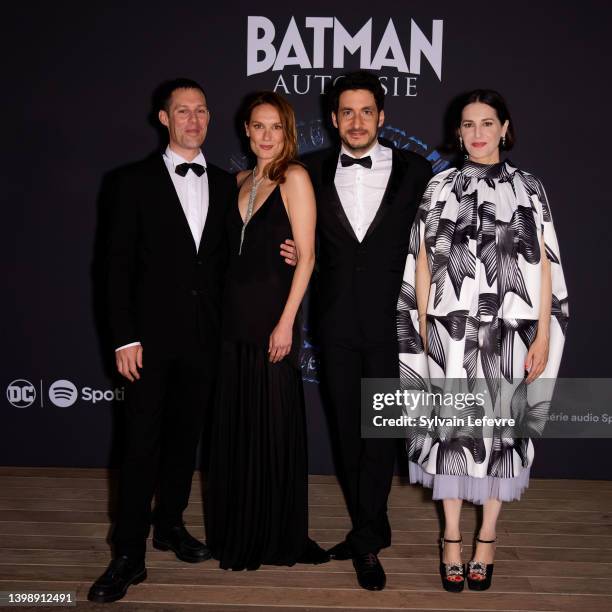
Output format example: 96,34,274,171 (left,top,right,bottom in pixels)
154,78,208,113
329,71,385,114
